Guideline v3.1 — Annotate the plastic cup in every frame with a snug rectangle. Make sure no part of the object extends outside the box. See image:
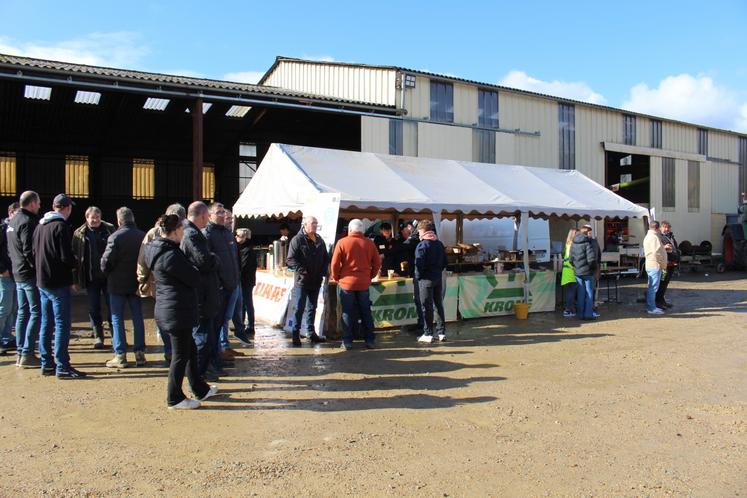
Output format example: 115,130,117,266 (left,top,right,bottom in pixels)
387,269,395,279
